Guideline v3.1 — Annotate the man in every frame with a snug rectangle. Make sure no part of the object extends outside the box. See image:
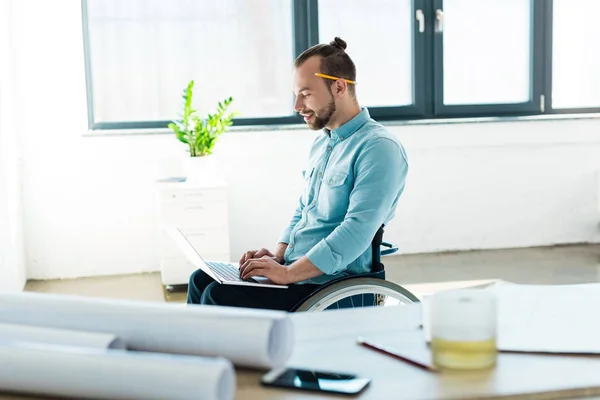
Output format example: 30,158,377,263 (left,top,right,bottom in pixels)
187,37,408,310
